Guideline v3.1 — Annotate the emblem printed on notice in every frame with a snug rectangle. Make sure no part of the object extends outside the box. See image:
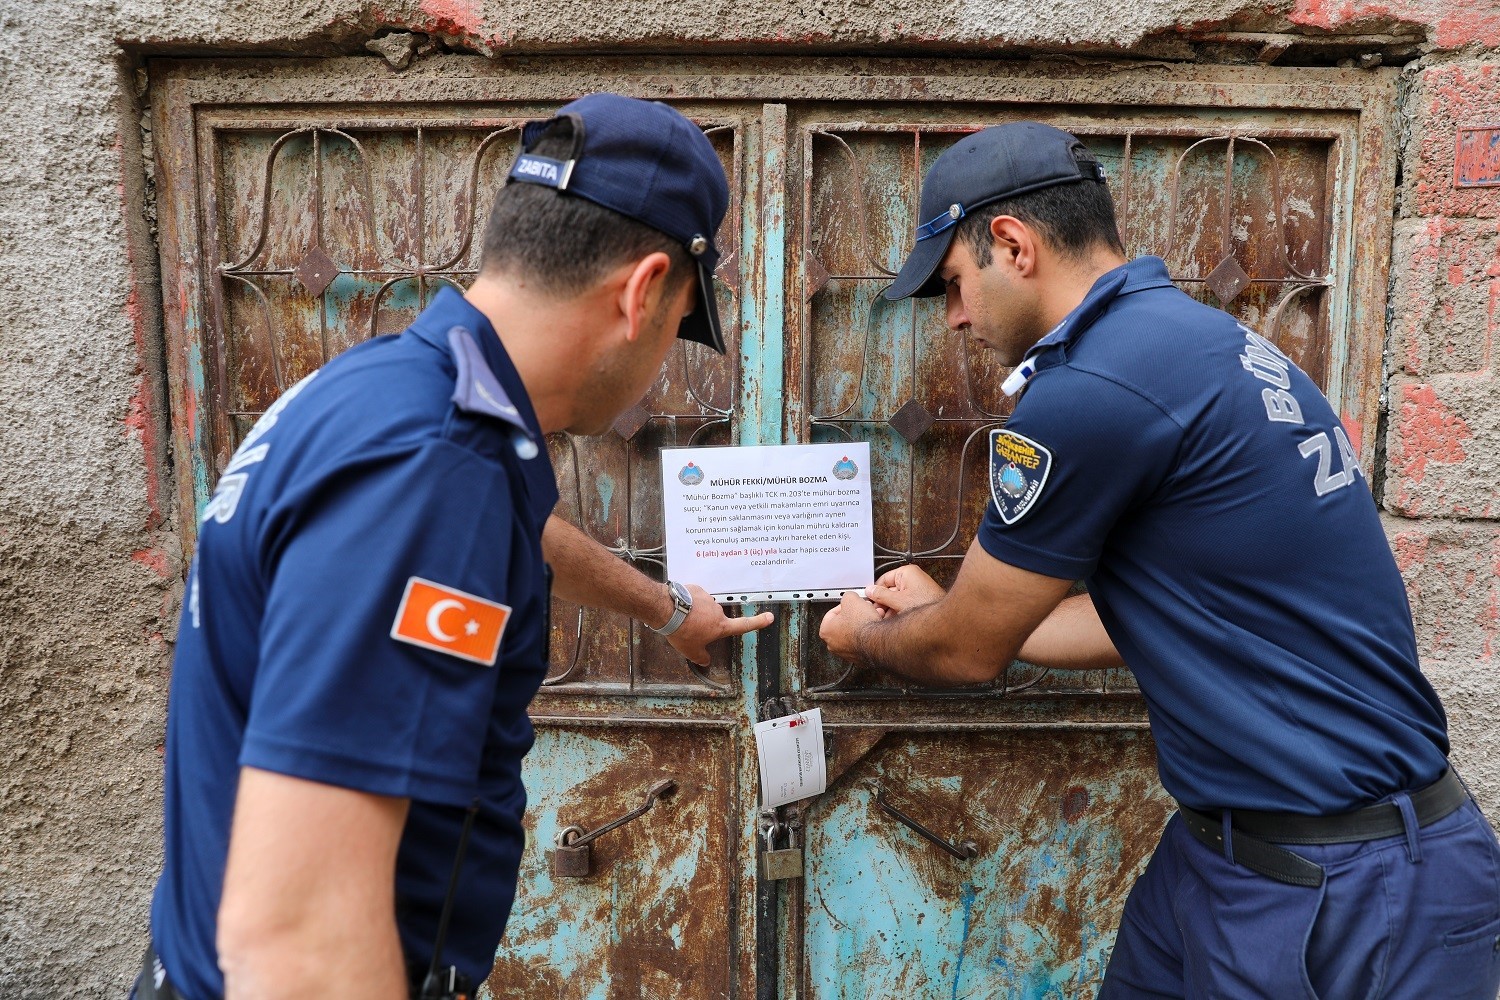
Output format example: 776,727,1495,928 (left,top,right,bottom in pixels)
988,429,1053,525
